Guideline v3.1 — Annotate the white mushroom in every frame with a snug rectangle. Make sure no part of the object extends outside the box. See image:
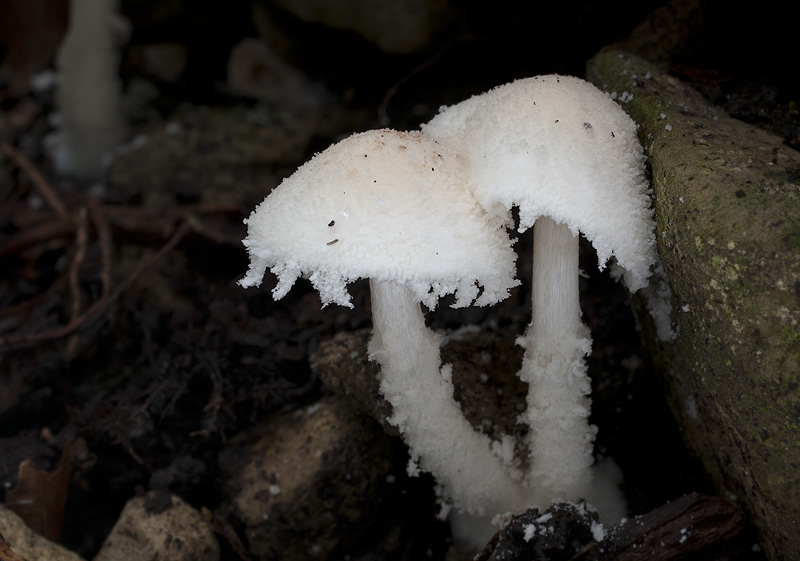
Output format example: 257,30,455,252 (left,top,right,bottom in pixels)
239,129,528,520
422,75,656,516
